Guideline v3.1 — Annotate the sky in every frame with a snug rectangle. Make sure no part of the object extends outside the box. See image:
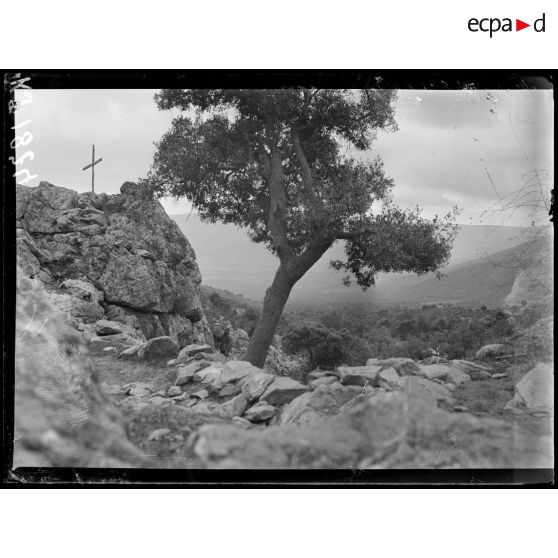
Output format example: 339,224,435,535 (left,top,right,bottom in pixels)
14,88,553,226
